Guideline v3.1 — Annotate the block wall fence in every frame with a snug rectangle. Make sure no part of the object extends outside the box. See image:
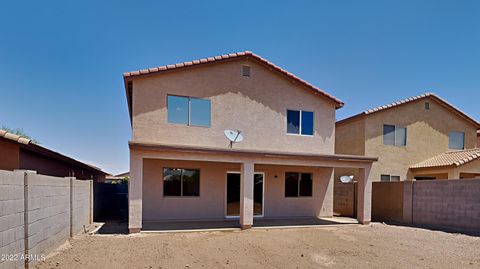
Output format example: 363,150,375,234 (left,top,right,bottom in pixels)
0,170,93,269
371,179,480,233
